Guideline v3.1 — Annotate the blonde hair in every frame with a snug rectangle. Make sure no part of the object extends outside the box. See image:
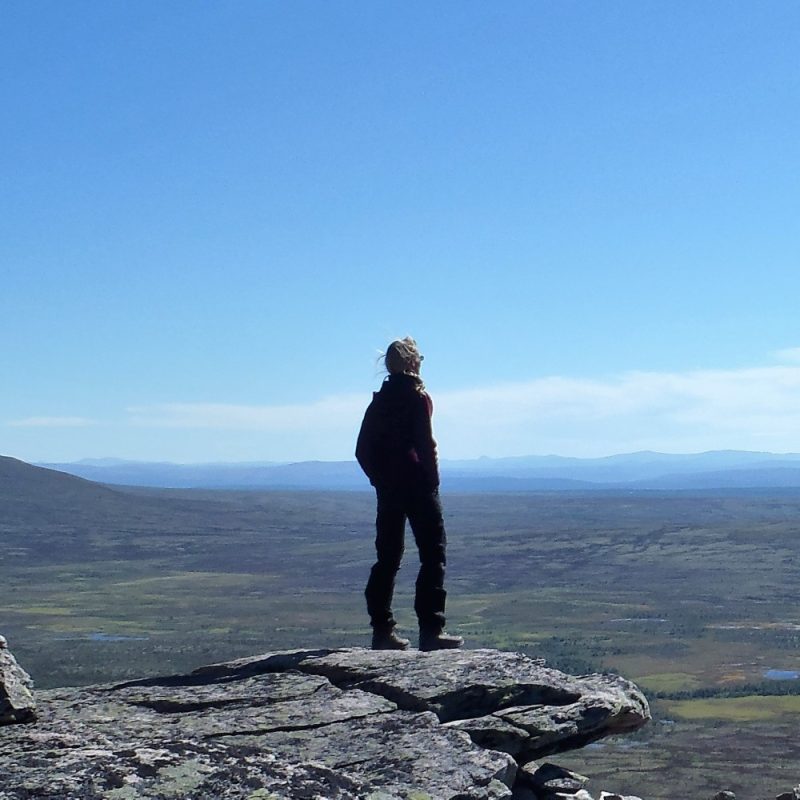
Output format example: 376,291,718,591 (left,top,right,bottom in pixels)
384,337,423,376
